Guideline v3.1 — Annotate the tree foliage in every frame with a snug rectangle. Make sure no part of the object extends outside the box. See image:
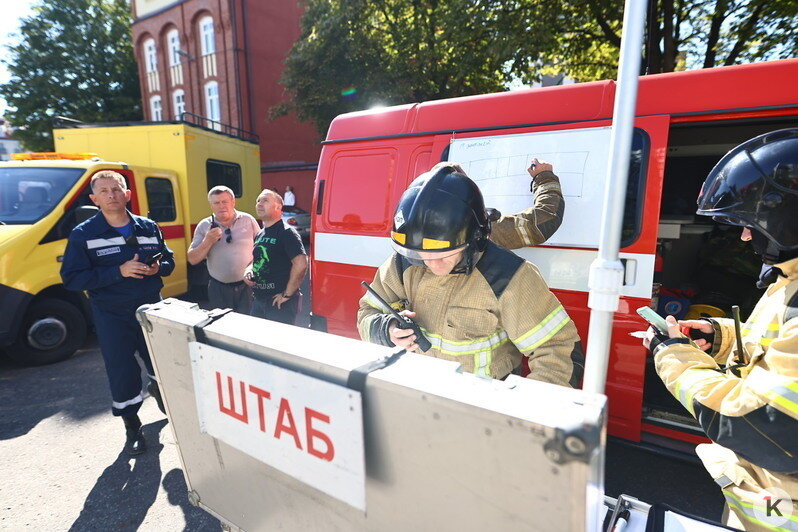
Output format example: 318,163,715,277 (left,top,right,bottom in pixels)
277,0,553,135
280,0,798,135
0,0,141,151
552,0,798,80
